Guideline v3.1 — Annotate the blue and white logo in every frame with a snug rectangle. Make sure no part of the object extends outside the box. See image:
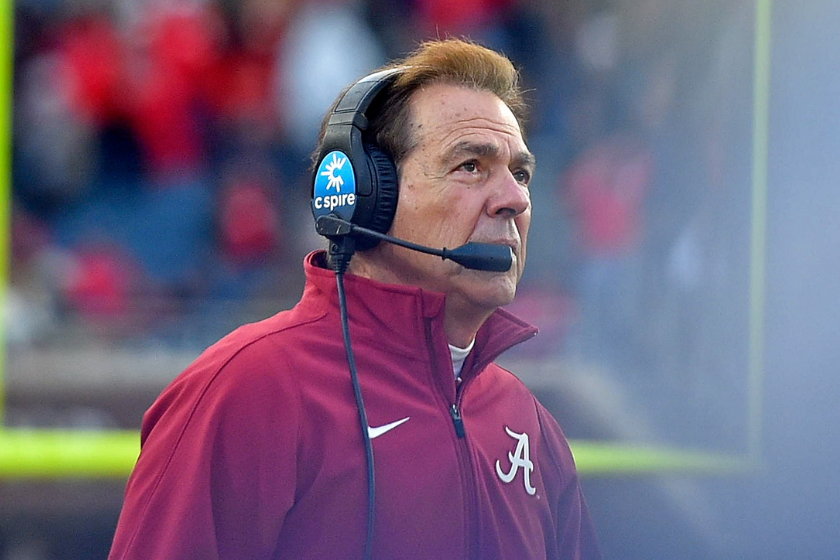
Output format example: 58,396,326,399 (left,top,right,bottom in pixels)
313,151,356,219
